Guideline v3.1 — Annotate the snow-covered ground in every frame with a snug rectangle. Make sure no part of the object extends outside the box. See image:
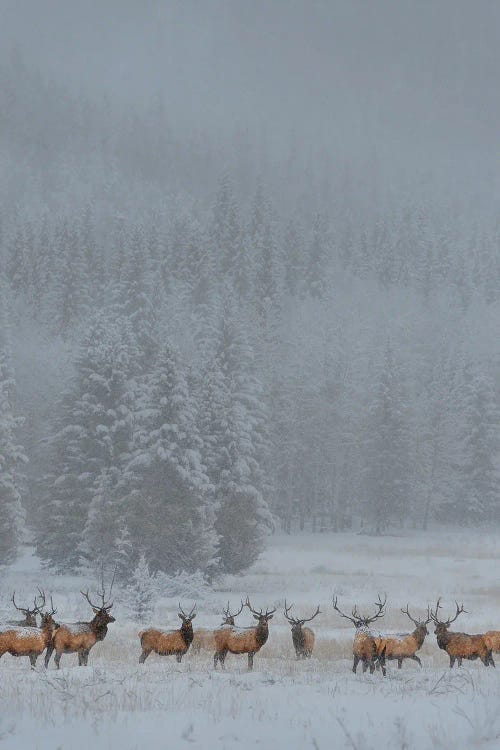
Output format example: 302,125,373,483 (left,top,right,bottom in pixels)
1,530,499,749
